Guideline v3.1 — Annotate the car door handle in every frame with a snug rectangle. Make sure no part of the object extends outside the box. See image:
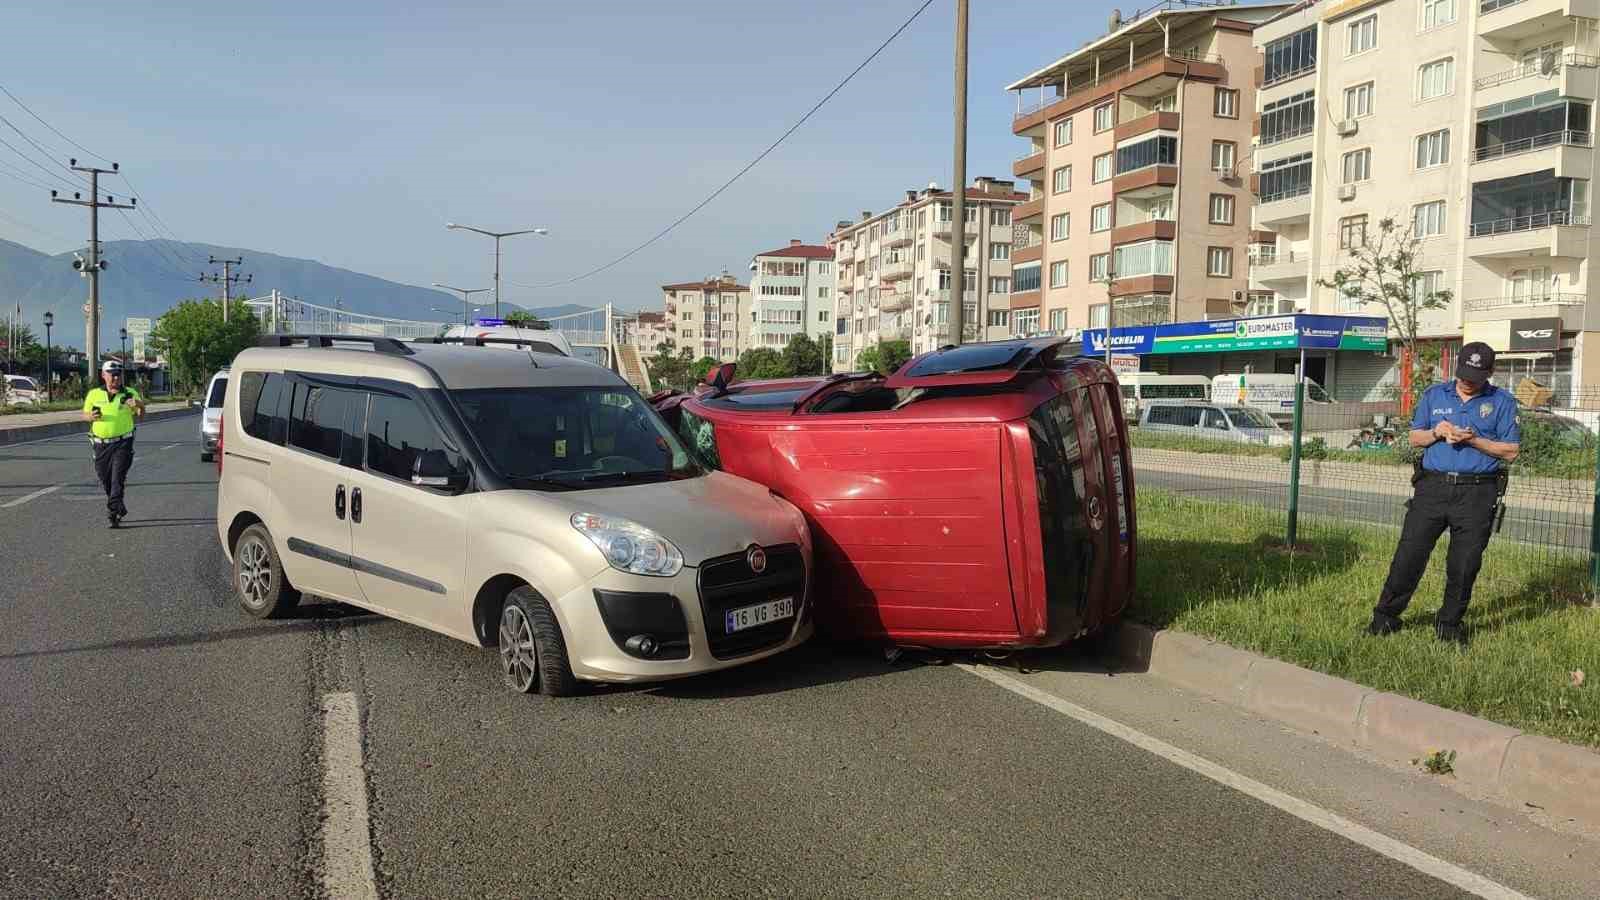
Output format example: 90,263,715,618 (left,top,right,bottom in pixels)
335,485,346,520
351,487,362,524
